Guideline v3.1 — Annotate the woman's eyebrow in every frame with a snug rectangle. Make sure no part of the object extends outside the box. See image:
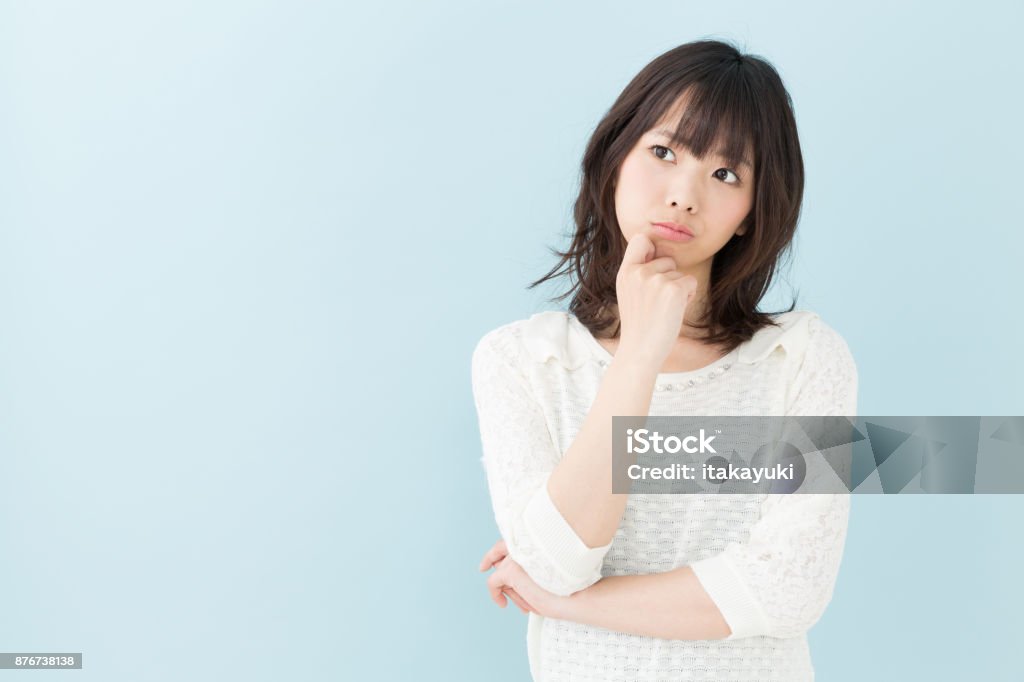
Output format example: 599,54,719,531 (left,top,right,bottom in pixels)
649,129,752,171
